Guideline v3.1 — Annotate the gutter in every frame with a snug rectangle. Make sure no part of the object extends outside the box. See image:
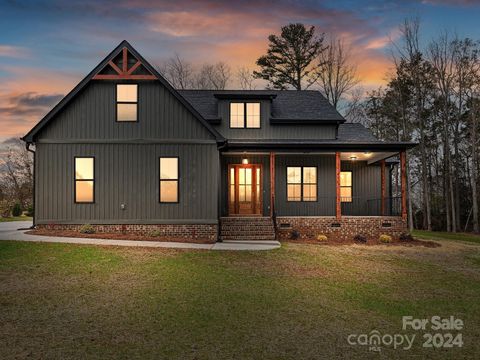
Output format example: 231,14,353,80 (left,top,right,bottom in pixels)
25,142,36,229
